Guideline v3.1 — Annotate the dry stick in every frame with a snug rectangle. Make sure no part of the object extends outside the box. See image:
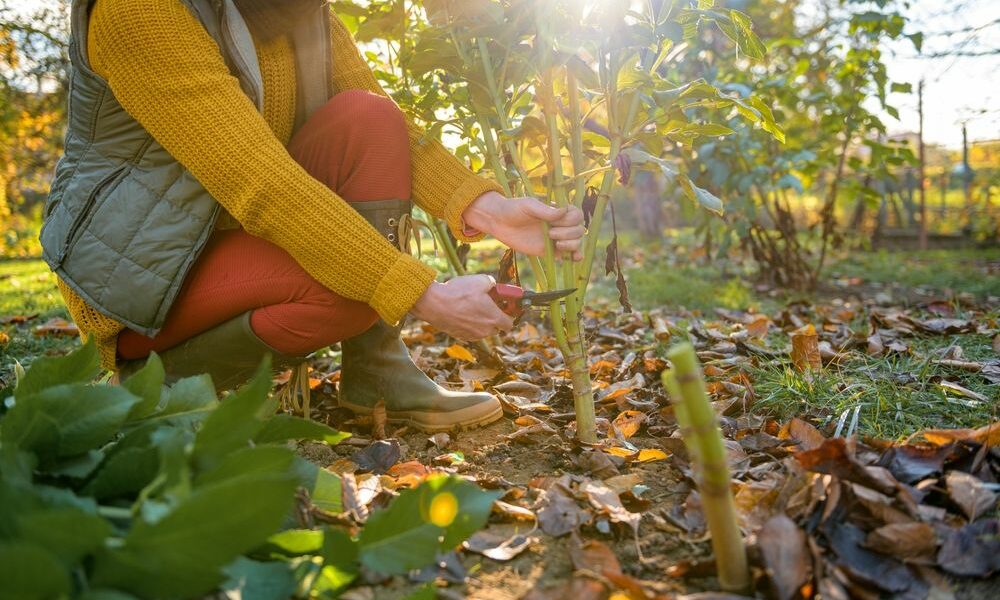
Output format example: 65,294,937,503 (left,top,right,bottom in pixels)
663,343,750,594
